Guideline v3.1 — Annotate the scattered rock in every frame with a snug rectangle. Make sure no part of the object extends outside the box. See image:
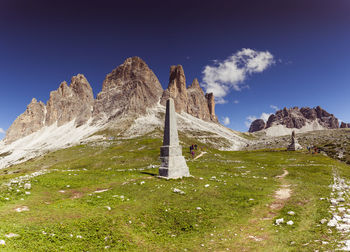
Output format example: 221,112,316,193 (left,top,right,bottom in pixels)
15,206,29,212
